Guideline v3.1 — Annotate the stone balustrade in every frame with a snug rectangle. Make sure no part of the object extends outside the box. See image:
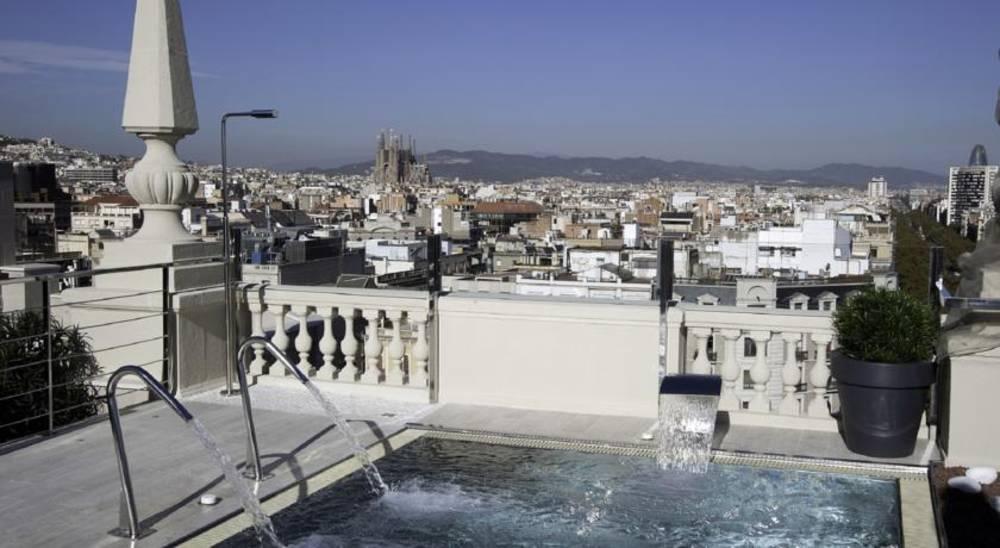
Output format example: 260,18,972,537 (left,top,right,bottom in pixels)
670,304,837,427
243,284,432,391
240,285,842,431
